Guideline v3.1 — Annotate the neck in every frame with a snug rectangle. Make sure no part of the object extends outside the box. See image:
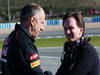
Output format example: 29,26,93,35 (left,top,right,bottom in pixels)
21,22,30,31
